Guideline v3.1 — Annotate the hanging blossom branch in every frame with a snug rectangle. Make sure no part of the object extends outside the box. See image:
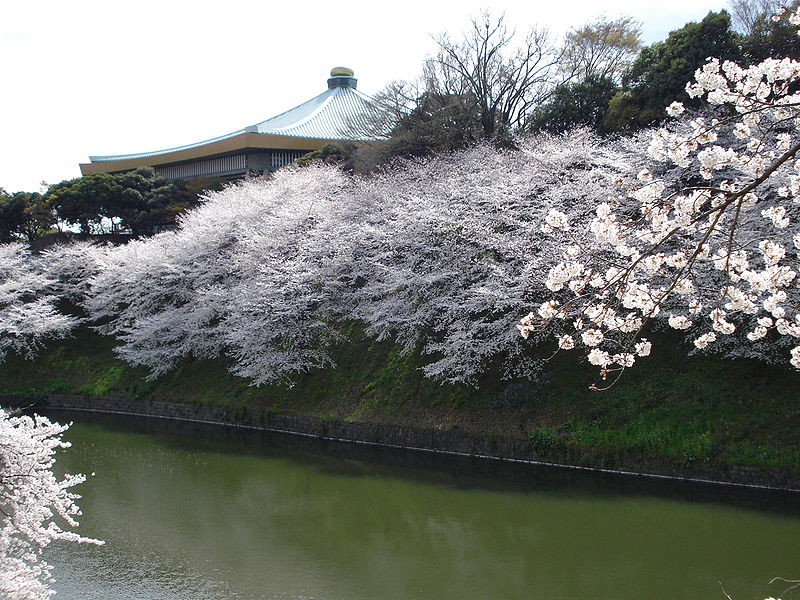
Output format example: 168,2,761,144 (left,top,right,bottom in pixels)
519,7,800,386
0,410,103,600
